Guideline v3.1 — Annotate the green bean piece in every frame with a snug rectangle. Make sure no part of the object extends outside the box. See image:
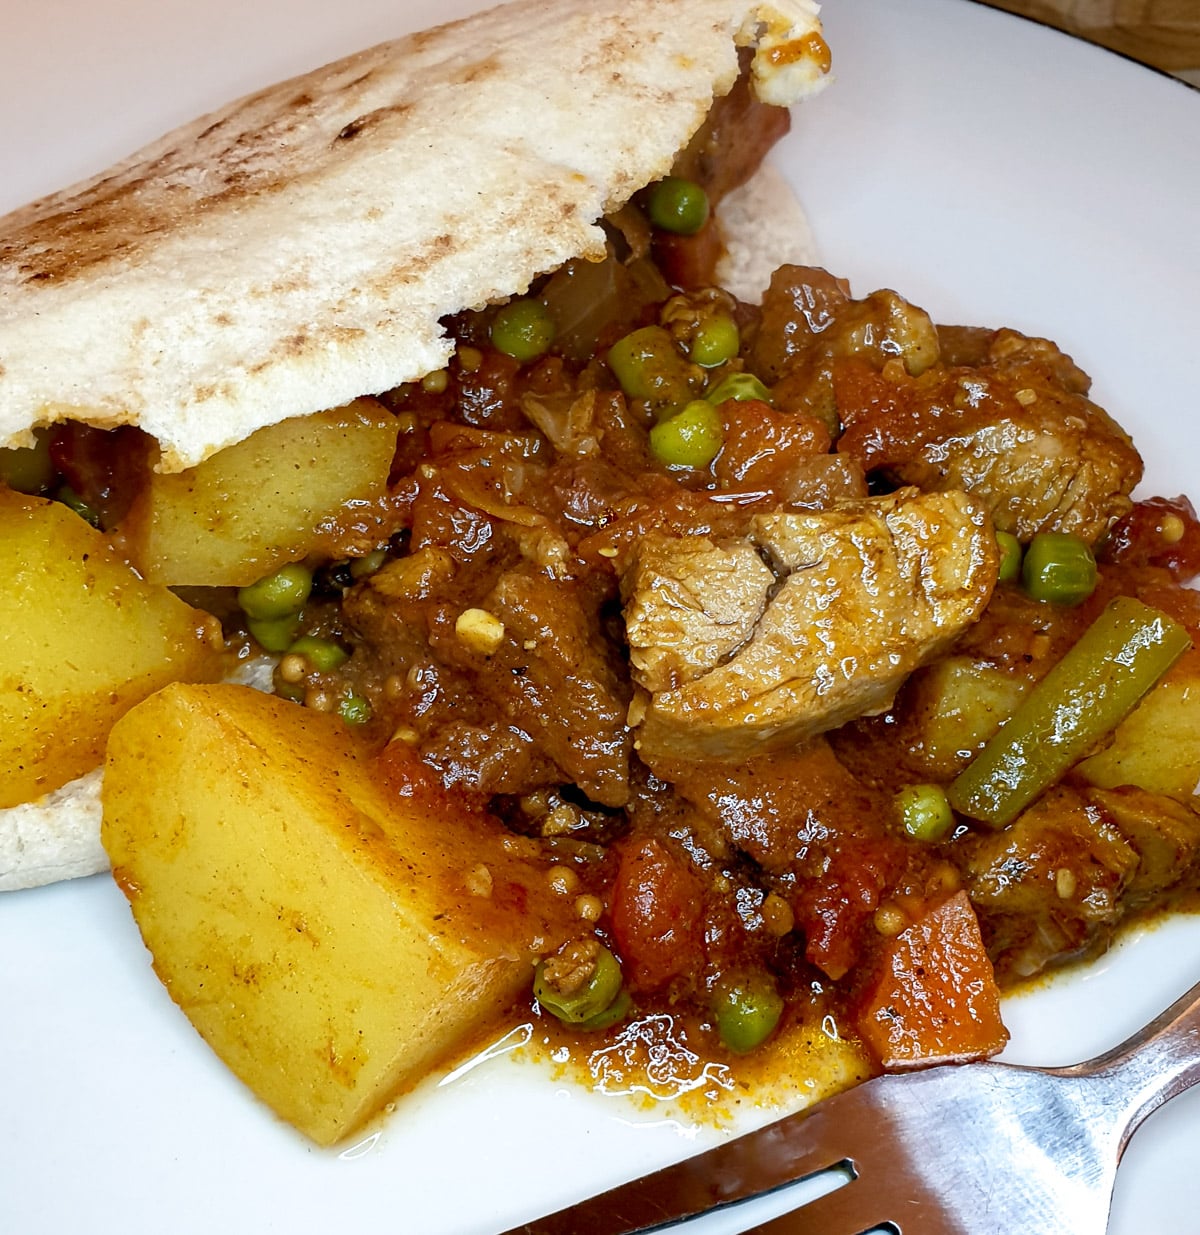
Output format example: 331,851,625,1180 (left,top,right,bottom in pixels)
705,371,772,406
688,315,740,368
712,973,784,1054
649,400,724,469
1021,532,1097,605
995,531,1023,584
288,635,350,673
338,693,372,725
646,176,710,235
949,596,1191,828
607,325,696,405
896,783,955,841
273,676,307,704
248,614,303,653
55,485,103,529
238,563,313,621
490,297,555,363
533,942,624,1025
